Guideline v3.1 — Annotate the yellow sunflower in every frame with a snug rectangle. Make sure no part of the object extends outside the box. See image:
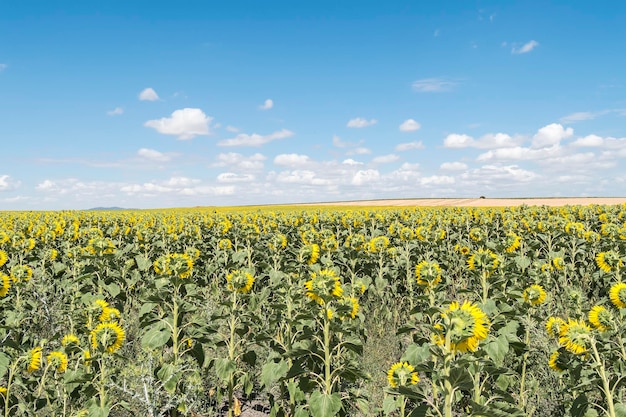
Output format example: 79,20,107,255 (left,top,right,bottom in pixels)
467,249,500,272
505,232,521,253
47,351,68,373
559,319,591,355
0,250,7,267
218,238,233,250
61,334,80,347
588,305,612,332
548,350,565,372
523,284,547,306
595,251,623,273
545,316,566,338
27,347,43,373
552,257,565,270
441,301,490,353
415,260,442,289
304,269,343,305
387,362,419,388
0,274,10,297
90,322,125,353
609,282,626,308
10,265,33,283
226,270,255,294
367,236,389,253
